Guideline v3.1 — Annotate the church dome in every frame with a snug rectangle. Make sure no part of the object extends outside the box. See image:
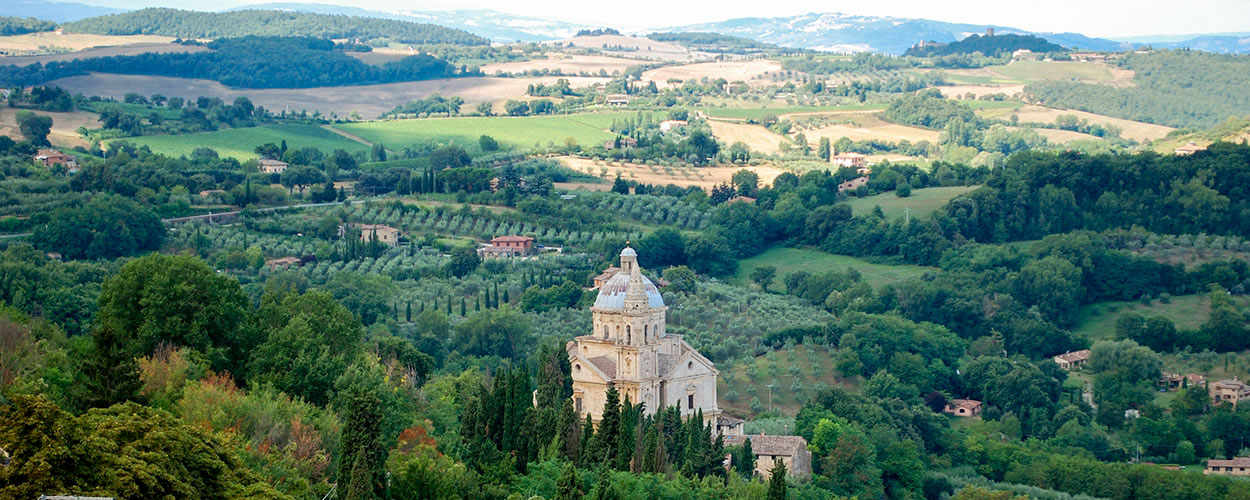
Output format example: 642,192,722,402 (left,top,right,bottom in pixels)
593,270,665,309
